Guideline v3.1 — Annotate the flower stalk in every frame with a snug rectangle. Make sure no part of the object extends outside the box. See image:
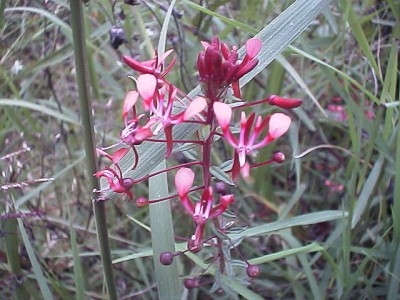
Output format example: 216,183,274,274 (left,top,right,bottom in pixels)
69,1,117,298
